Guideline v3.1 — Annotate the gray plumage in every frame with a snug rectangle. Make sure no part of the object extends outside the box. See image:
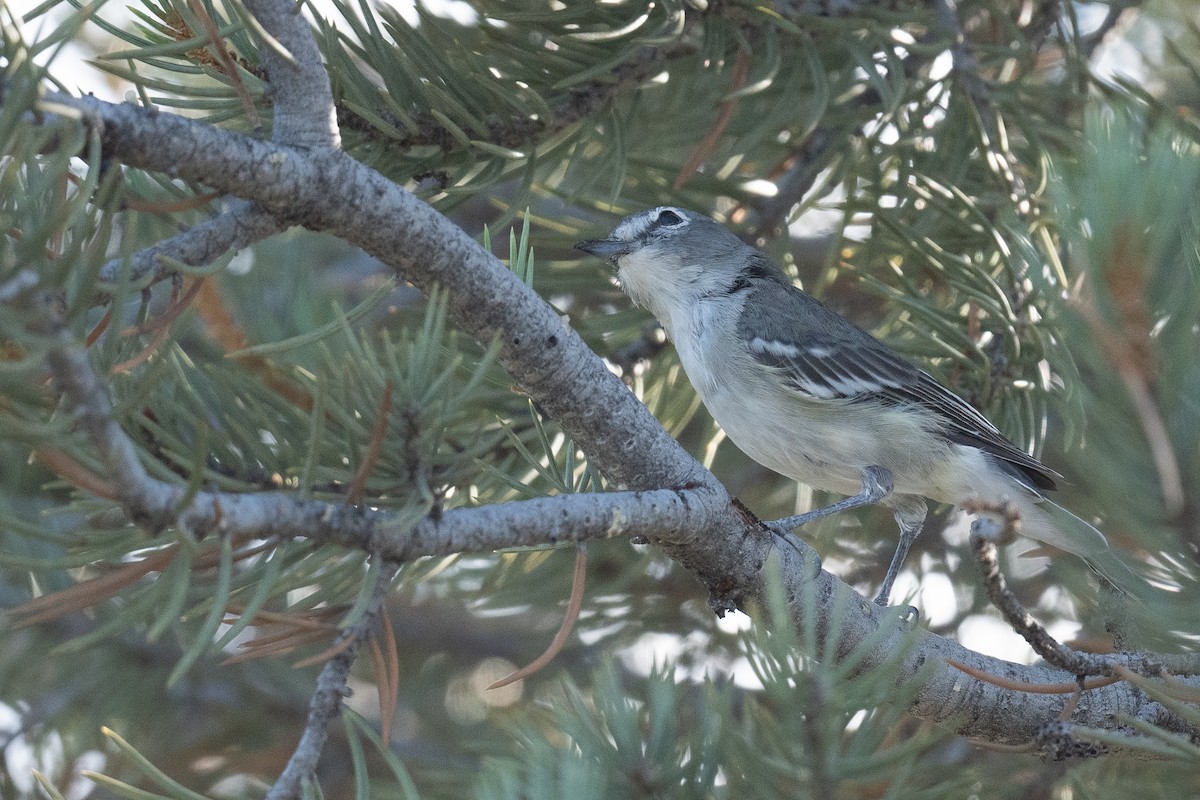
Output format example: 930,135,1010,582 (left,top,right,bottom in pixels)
577,206,1140,604
736,266,1058,494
